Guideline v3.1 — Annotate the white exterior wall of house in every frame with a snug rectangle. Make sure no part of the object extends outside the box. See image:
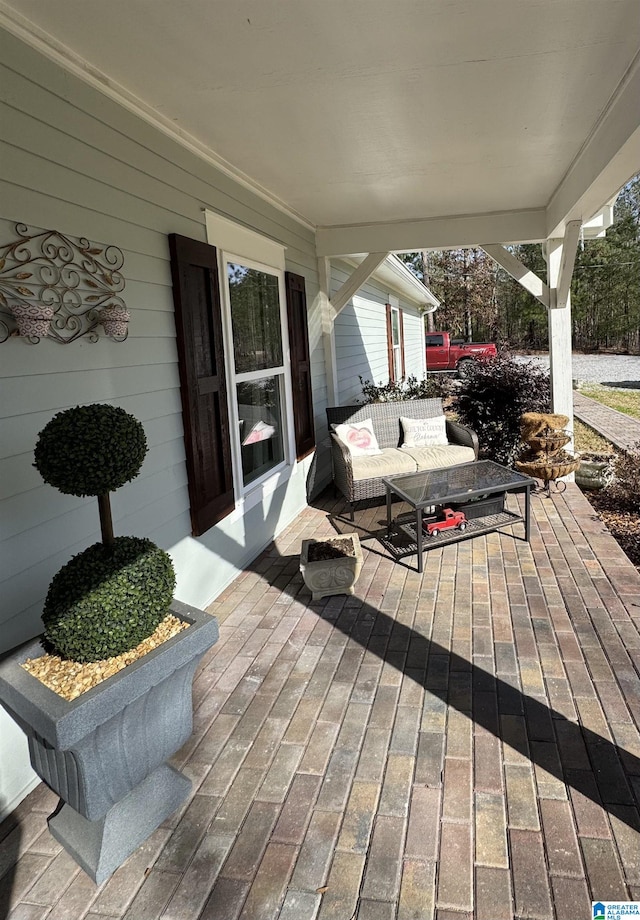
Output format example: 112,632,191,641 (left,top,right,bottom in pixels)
332,260,428,406
0,28,329,816
402,310,429,381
